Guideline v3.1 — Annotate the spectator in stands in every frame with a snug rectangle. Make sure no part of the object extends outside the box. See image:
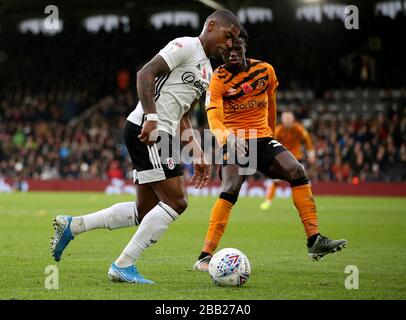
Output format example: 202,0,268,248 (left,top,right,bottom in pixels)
107,160,124,180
